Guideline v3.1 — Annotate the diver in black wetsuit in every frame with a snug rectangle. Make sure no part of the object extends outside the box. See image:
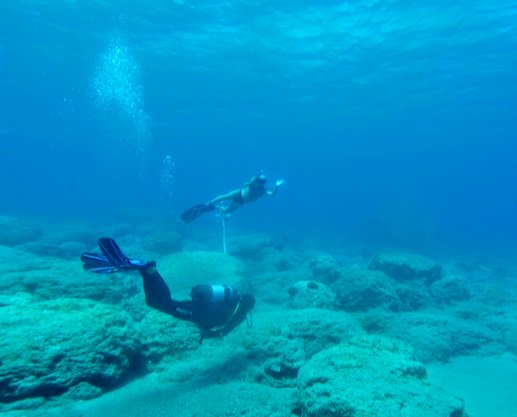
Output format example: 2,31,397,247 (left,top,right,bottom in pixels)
81,238,255,343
